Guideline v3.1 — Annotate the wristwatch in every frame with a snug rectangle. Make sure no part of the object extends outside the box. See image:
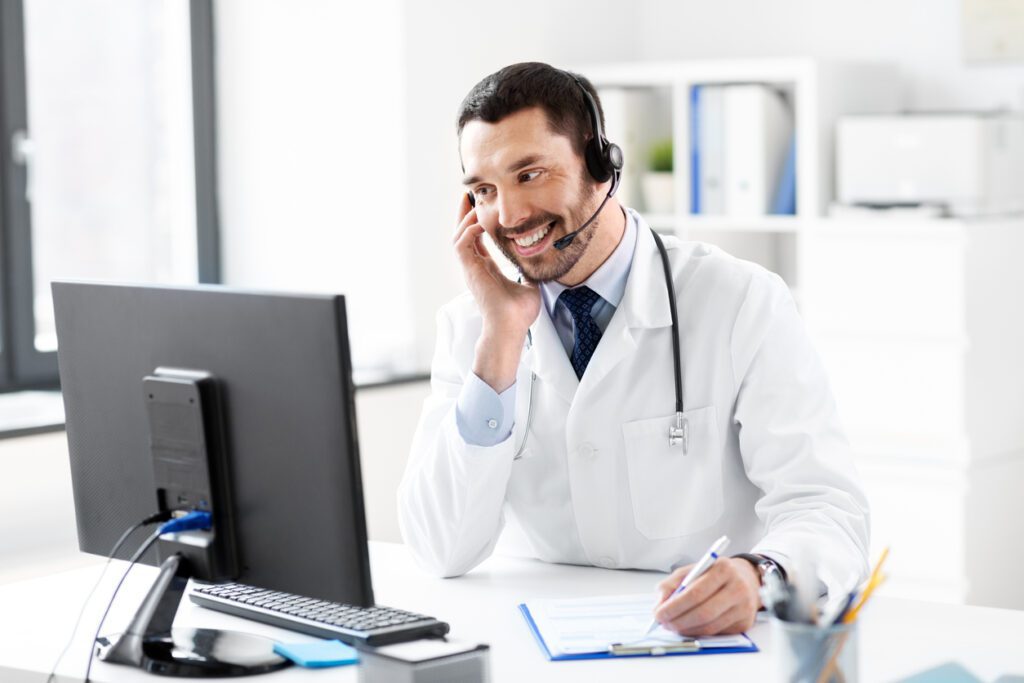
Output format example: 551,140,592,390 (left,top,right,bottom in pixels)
733,553,787,585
